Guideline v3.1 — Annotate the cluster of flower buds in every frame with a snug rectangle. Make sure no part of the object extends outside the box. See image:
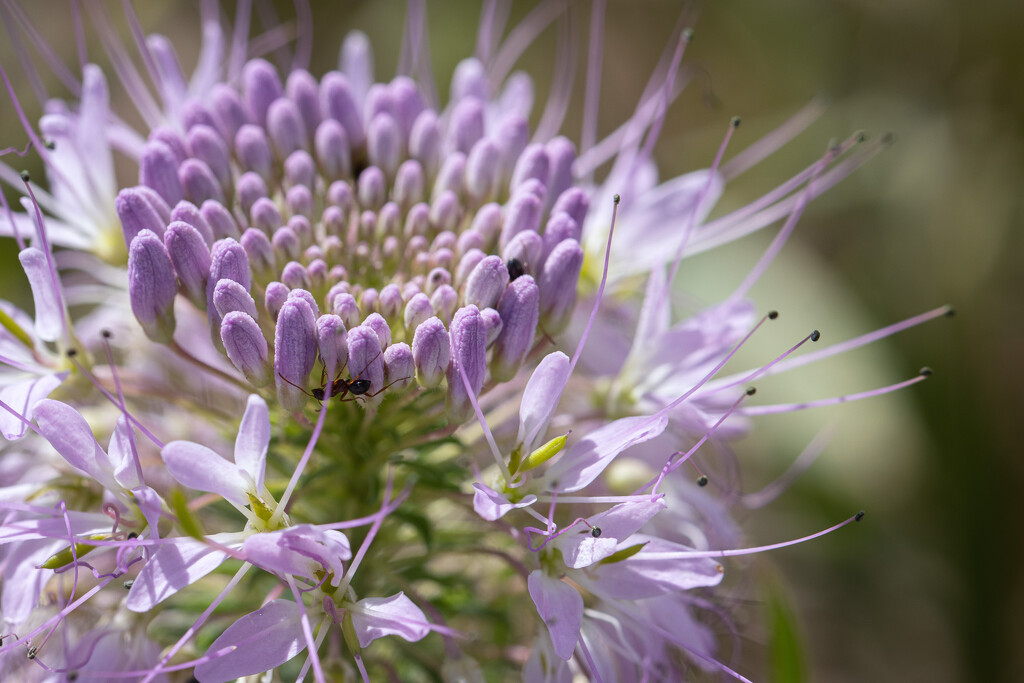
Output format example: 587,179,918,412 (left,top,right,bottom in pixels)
118,57,589,416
